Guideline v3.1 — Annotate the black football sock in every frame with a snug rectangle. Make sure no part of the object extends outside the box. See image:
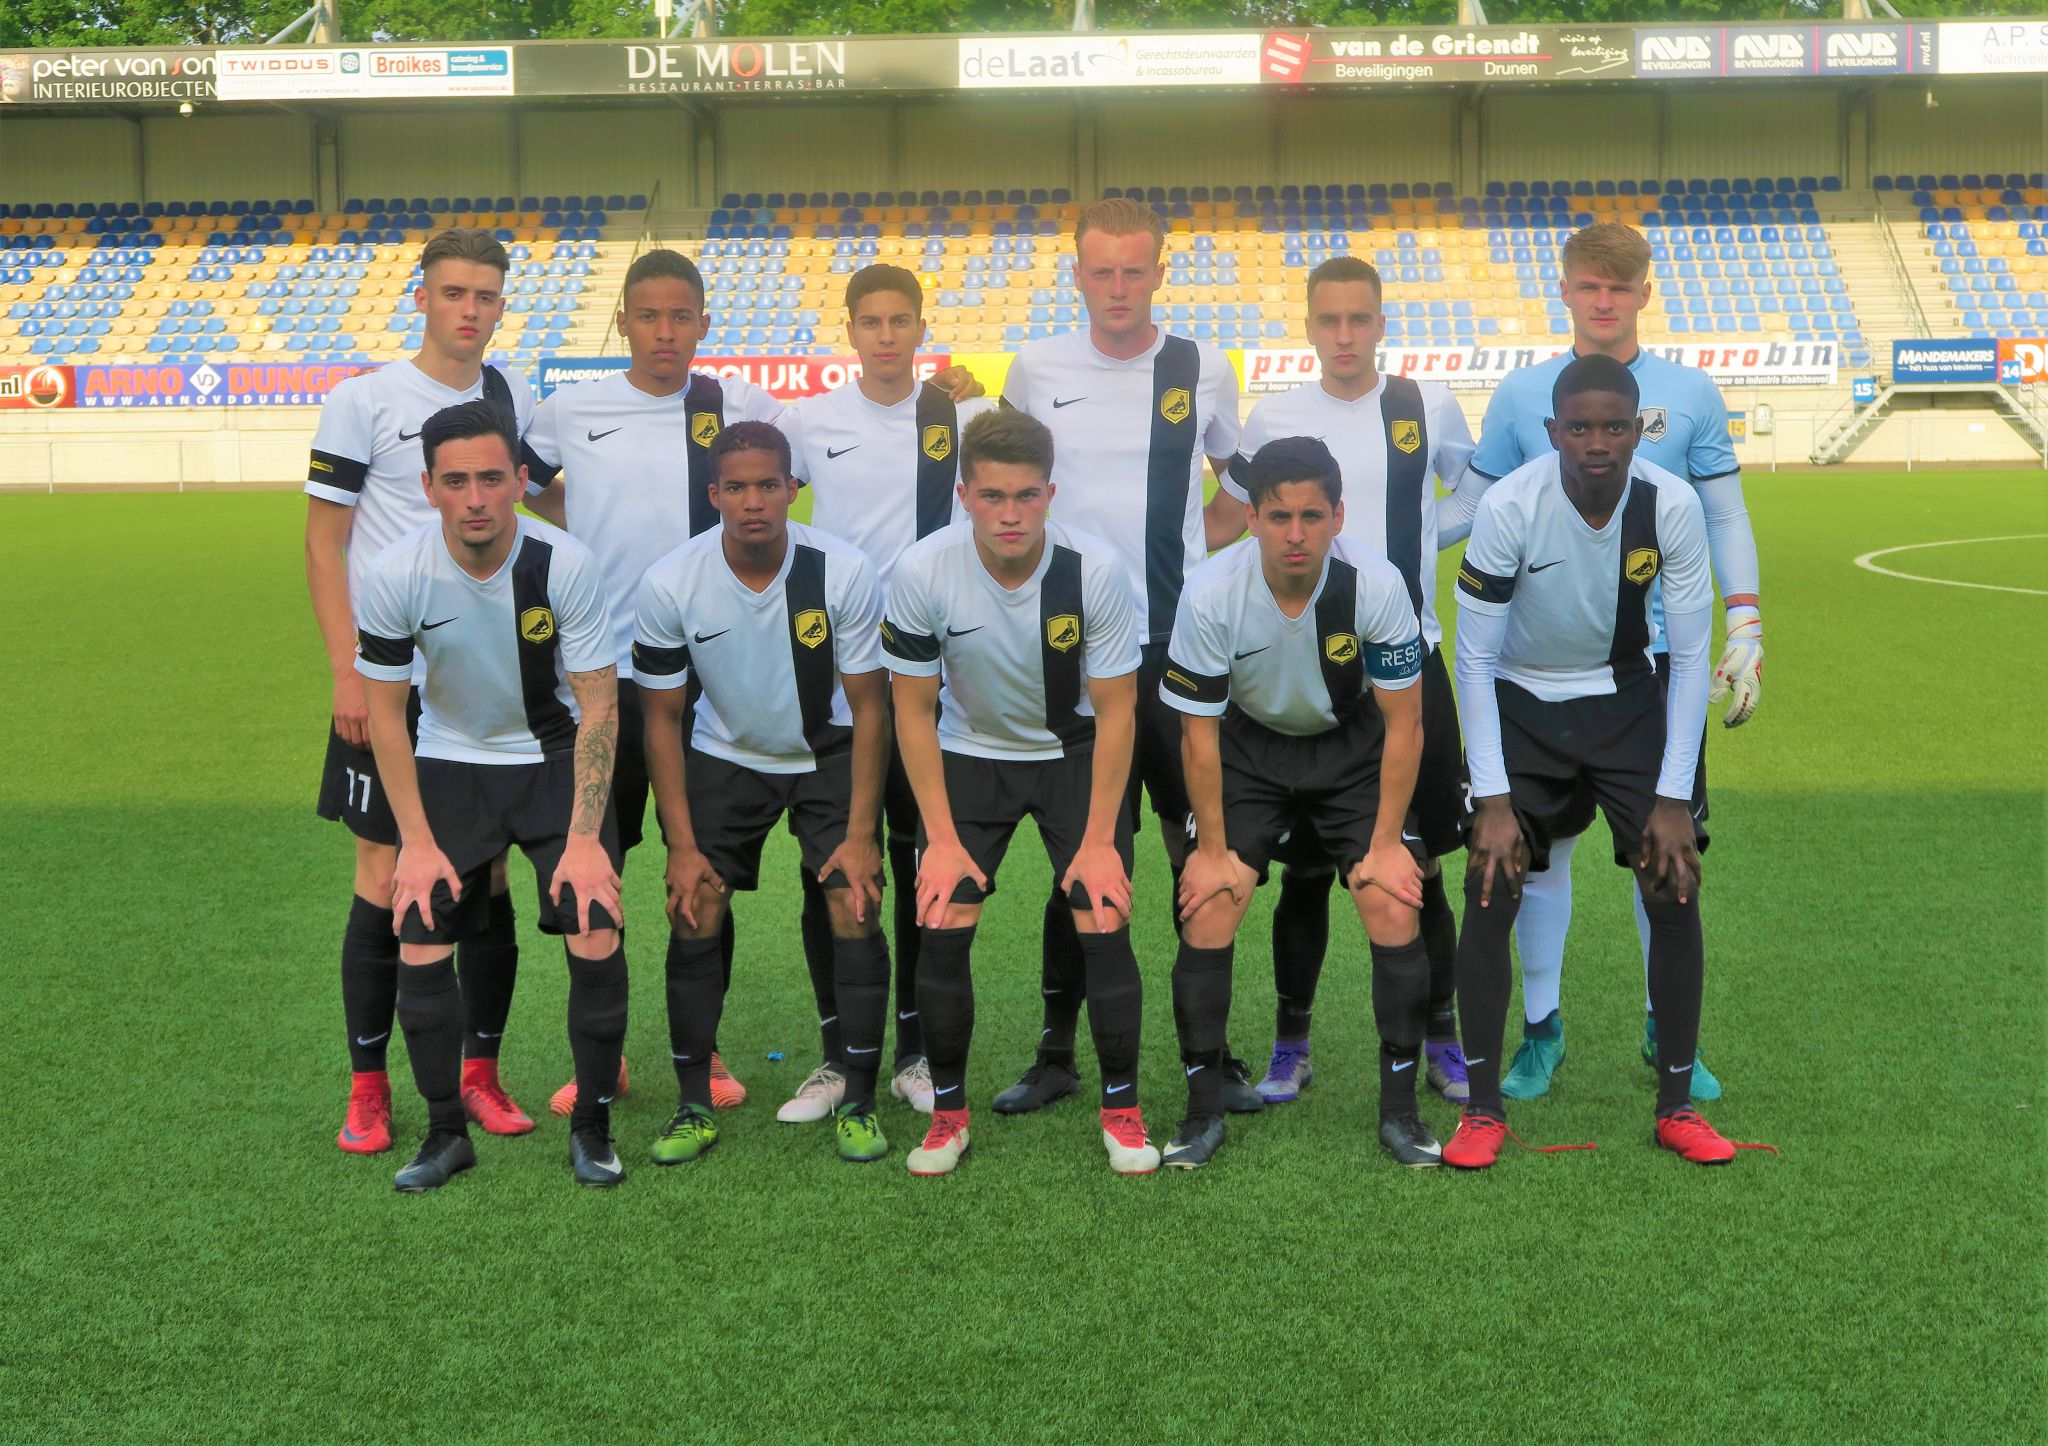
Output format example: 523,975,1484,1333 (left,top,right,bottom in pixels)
1457,872,1523,1119
832,931,891,1110
1037,888,1085,1070
457,889,519,1061
1420,871,1459,1044
1080,927,1144,1108
799,871,843,1066
1273,868,1333,1042
342,895,399,1073
1370,936,1431,1118
889,840,924,1063
1171,941,1234,1116
665,932,726,1108
917,925,977,1112
565,944,629,1134
1642,893,1706,1117
395,954,466,1137
709,908,735,1056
